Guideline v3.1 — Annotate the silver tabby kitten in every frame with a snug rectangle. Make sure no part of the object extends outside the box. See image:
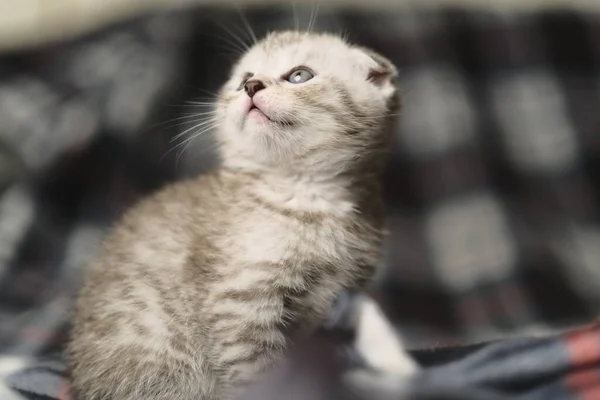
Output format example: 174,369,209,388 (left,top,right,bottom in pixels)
67,30,415,400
